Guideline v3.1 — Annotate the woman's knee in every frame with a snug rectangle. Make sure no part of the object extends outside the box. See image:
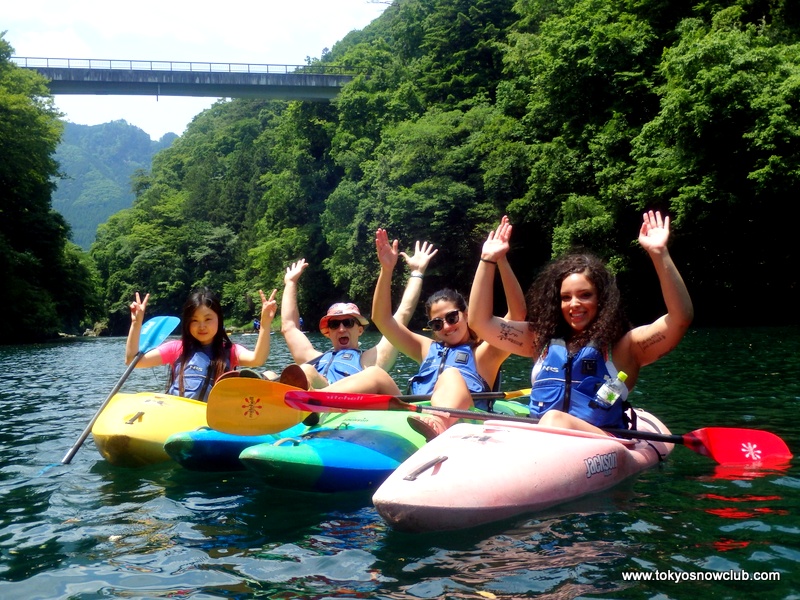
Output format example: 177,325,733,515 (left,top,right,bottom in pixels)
435,367,468,388
432,369,471,410
539,410,568,427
